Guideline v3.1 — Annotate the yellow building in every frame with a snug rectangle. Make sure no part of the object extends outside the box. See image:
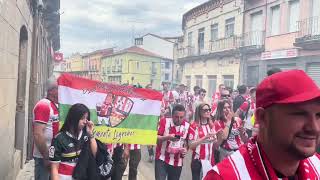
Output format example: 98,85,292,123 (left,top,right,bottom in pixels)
83,48,113,81
101,46,162,89
65,53,87,76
